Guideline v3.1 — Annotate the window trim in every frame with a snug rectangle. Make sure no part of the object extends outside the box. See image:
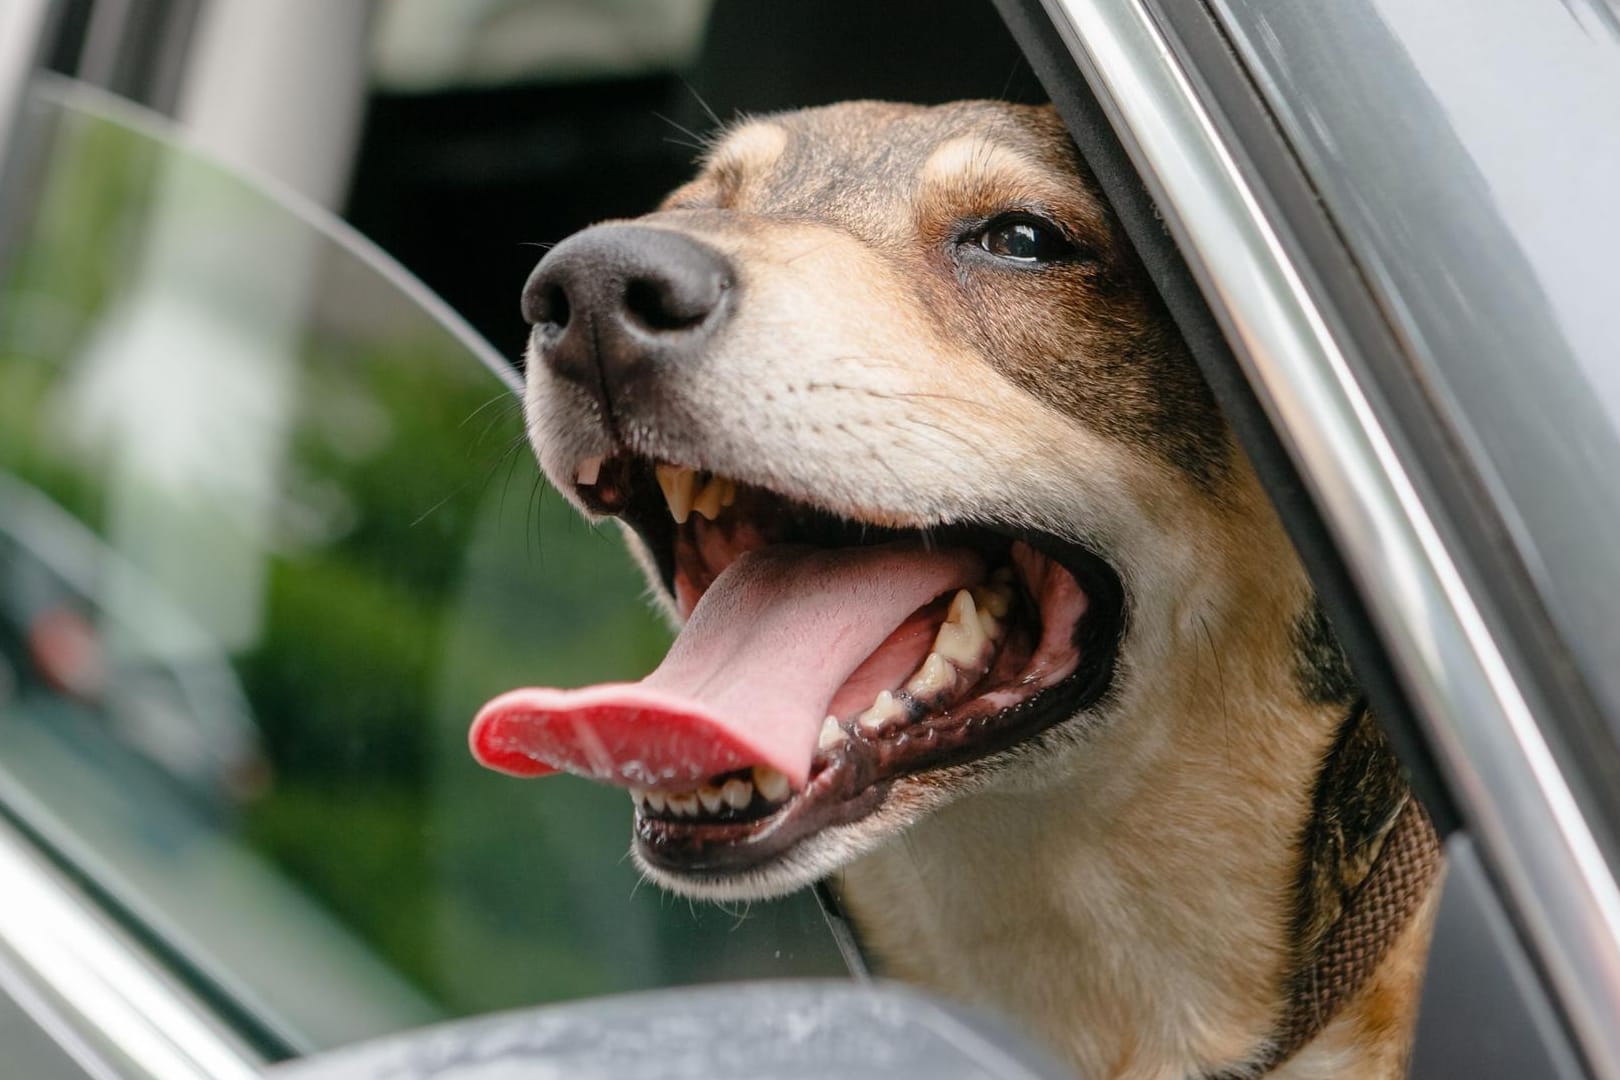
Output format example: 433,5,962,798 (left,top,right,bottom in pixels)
1017,0,1620,1075
0,814,266,1080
